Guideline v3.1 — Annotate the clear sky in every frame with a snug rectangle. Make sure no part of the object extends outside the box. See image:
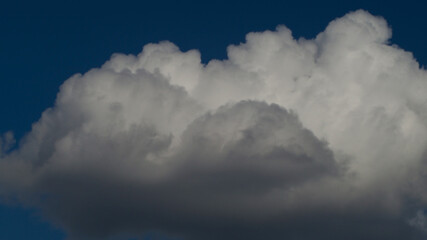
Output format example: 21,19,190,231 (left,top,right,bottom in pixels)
1,0,427,239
